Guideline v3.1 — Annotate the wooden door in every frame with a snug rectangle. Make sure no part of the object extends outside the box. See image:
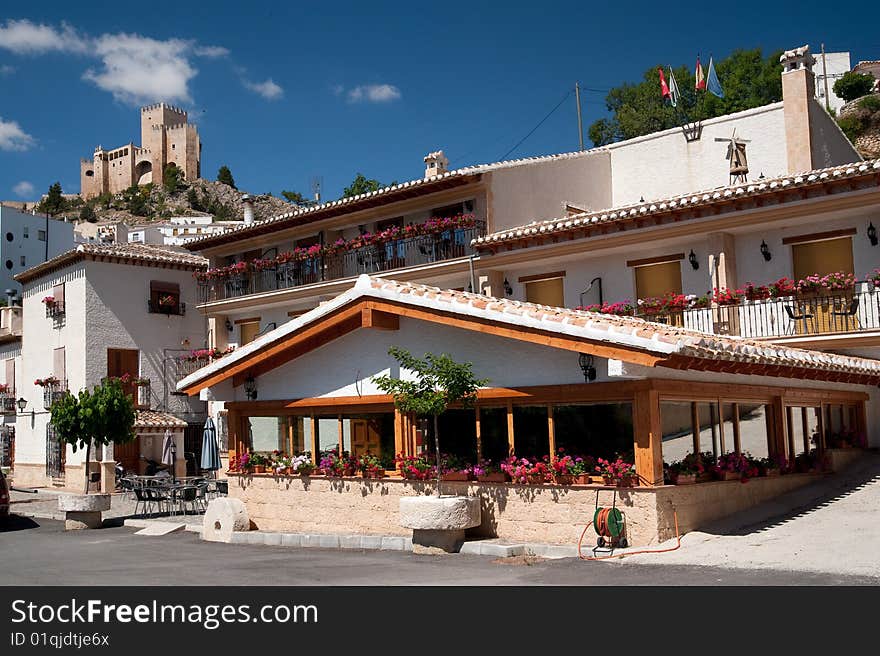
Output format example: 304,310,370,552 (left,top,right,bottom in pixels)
240,322,261,345
525,278,564,307
634,260,684,326
351,419,381,457
107,348,139,401
115,438,140,474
